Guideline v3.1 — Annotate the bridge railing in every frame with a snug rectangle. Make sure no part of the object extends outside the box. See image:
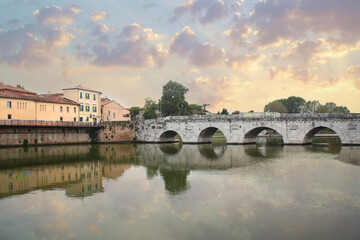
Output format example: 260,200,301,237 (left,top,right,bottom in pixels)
0,119,102,128
153,112,360,122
